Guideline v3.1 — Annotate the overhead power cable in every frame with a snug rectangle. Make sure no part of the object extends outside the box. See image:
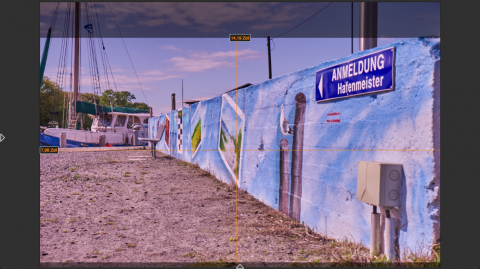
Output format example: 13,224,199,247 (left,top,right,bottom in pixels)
107,2,149,106
272,2,333,40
